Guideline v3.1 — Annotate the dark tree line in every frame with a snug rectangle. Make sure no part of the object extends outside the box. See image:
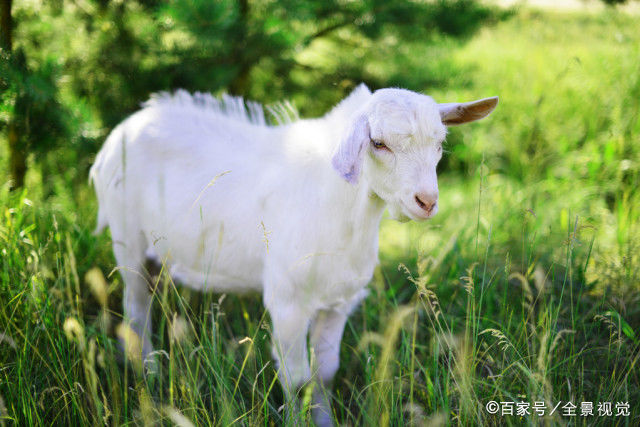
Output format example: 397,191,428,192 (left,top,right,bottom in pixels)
1,0,508,189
